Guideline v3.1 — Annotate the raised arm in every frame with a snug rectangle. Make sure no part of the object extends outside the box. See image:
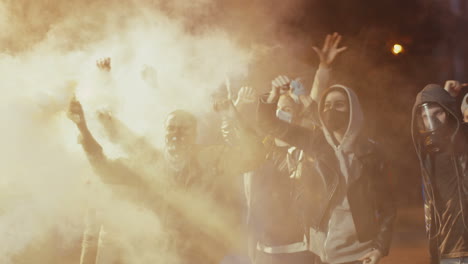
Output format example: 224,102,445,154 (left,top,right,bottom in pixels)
234,86,257,112
96,57,111,72
256,93,321,153
269,75,290,103
67,97,145,187
96,110,161,163
310,33,347,102
209,98,265,175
